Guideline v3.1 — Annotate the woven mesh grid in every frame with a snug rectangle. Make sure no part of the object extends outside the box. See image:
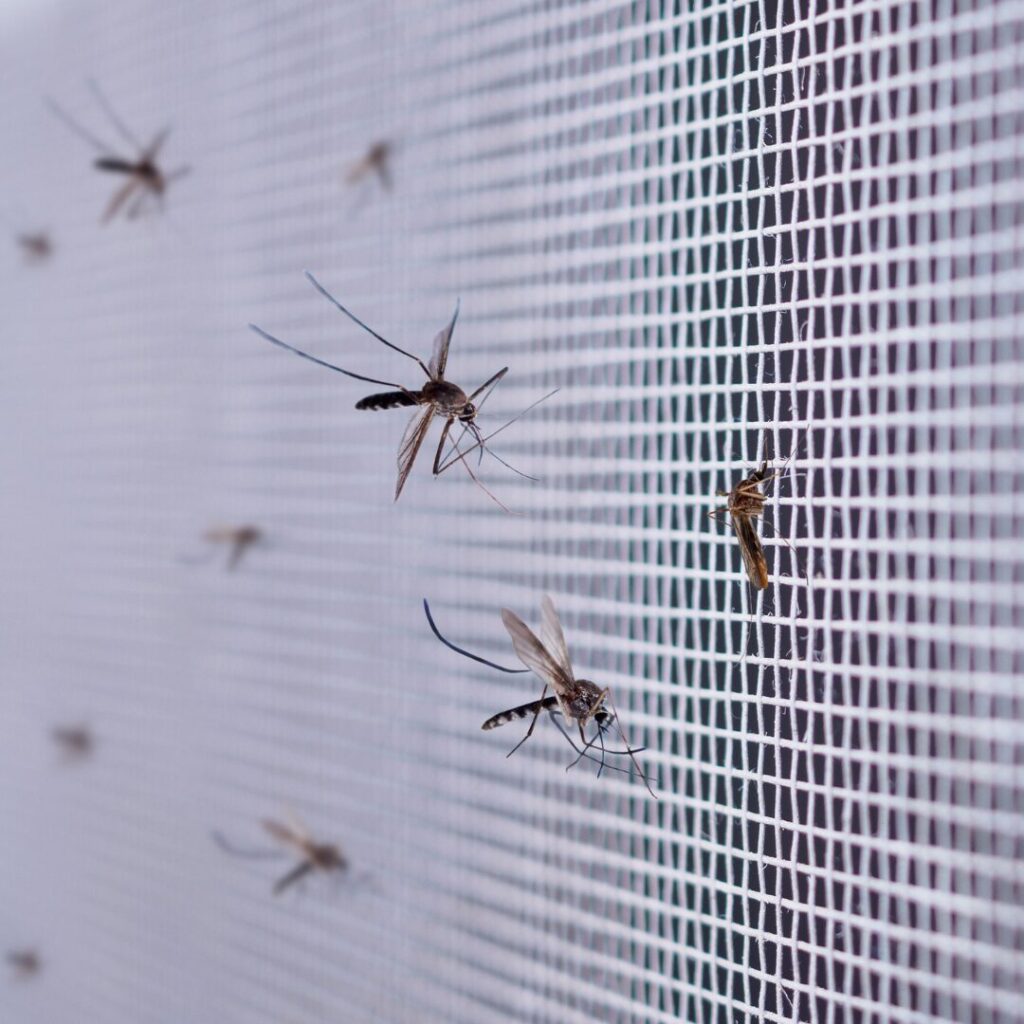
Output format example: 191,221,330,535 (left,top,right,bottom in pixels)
0,1,1022,1022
